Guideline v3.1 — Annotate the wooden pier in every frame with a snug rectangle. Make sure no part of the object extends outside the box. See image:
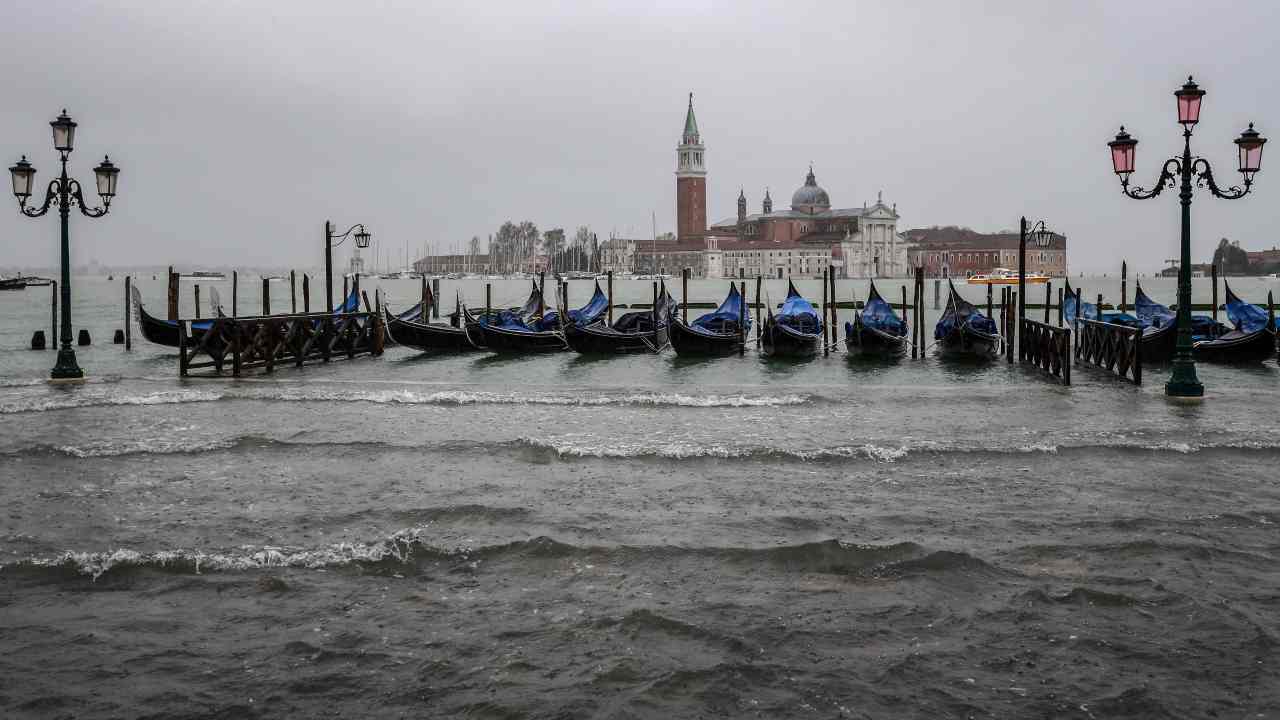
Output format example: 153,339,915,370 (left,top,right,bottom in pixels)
178,309,384,377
